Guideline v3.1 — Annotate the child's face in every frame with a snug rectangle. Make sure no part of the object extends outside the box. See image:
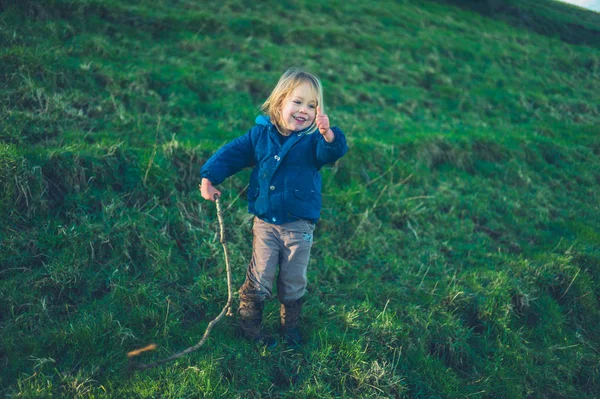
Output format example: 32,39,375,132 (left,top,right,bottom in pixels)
280,82,317,134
